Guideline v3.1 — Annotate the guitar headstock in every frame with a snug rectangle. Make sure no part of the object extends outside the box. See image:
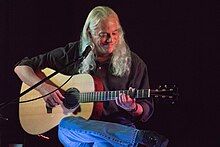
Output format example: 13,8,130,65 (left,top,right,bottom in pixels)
151,84,179,104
